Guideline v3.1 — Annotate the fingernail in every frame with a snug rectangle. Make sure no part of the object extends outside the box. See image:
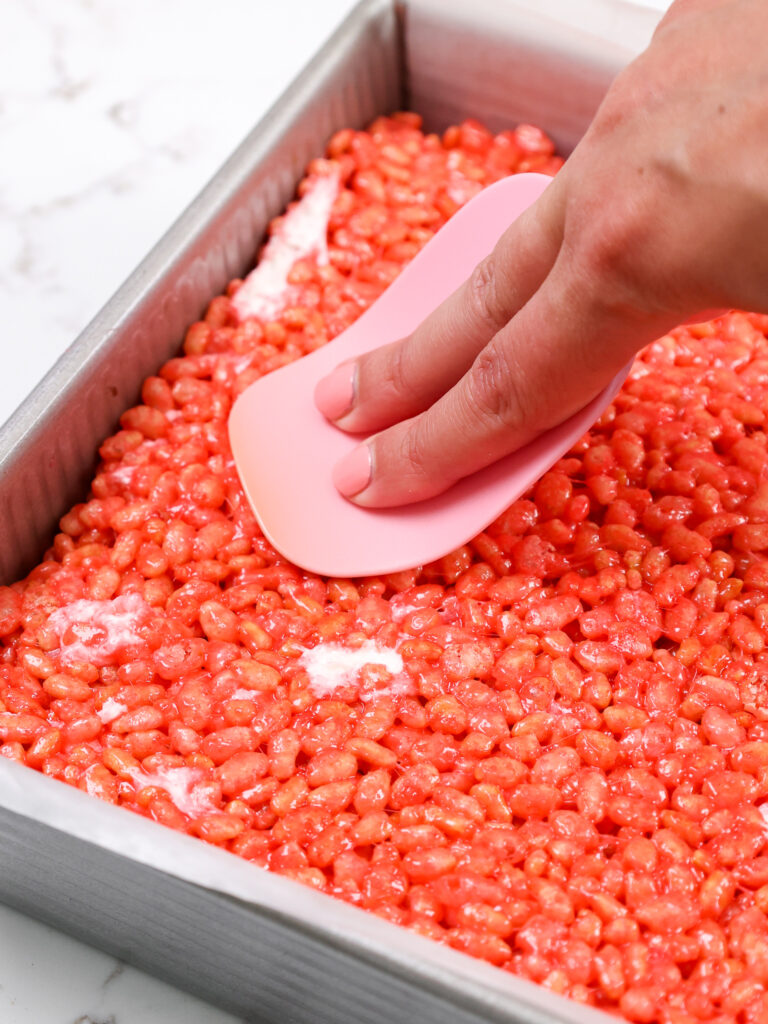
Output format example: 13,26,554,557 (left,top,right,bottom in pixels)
333,444,372,498
314,362,355,421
